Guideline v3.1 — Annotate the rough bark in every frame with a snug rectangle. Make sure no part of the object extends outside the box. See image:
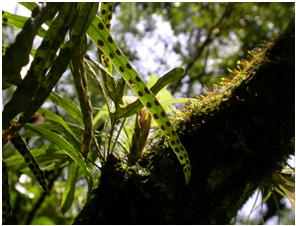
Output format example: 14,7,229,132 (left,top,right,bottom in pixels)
74,20,294,224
